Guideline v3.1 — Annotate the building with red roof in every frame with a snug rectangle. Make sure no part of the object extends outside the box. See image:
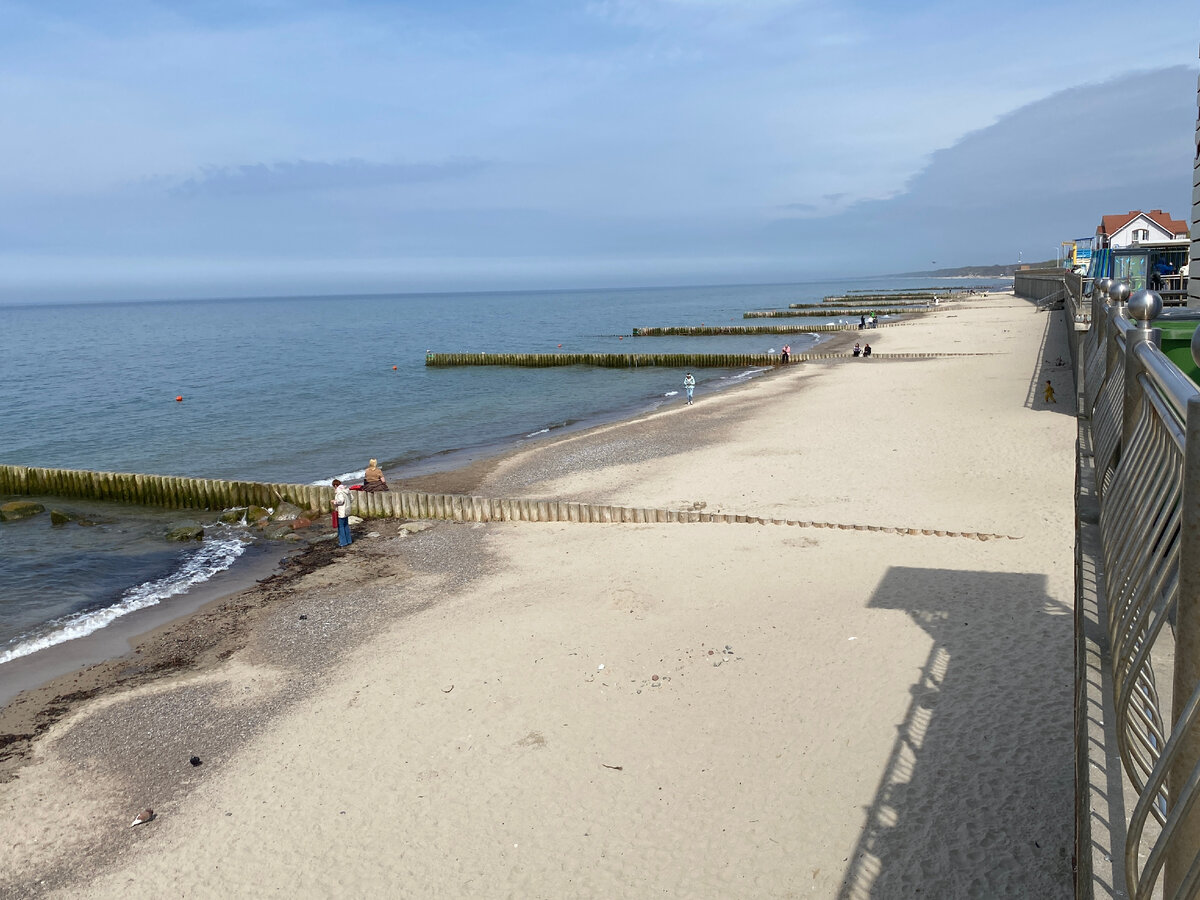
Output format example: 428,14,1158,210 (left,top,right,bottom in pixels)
1095,209,1189,249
